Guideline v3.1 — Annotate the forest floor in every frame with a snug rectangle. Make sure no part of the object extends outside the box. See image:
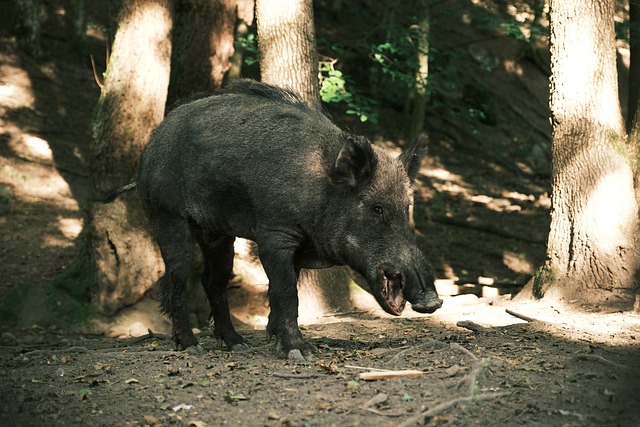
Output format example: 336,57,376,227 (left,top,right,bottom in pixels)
1,1,640,426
